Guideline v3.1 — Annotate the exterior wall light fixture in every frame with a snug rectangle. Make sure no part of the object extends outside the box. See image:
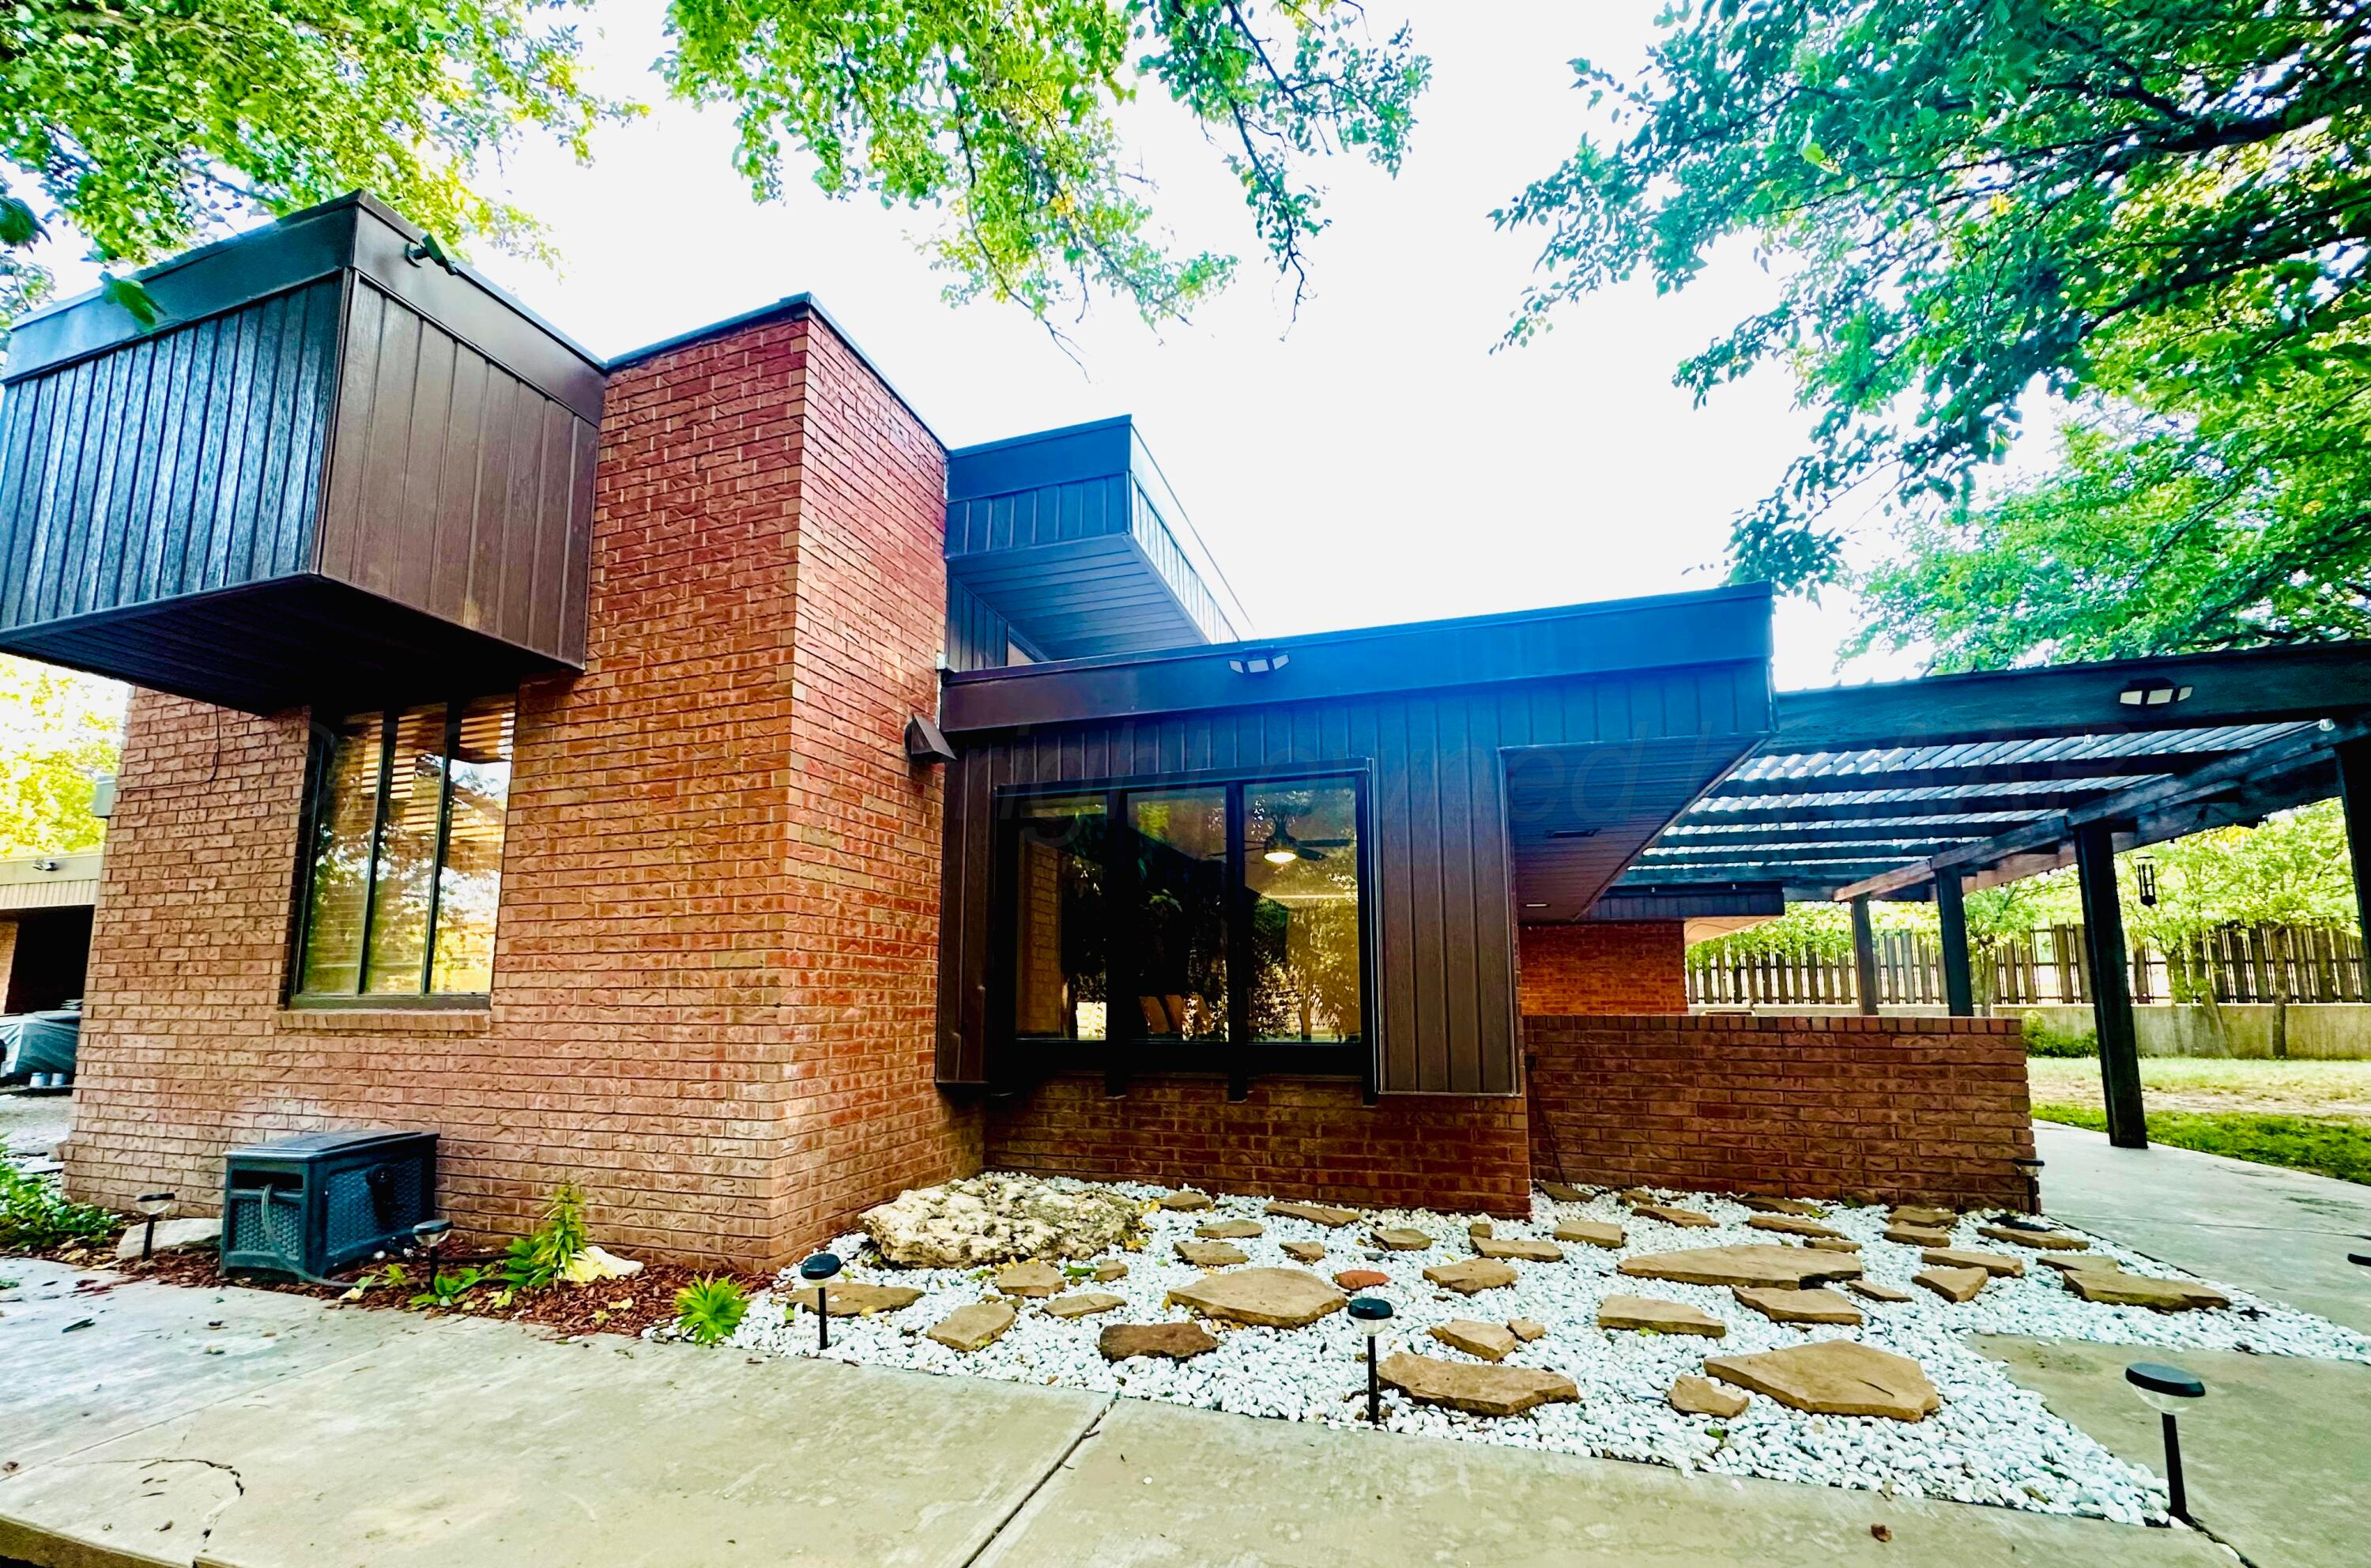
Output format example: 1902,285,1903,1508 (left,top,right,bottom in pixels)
2117,678,2193,707
2125,1361,2205,1521
2134,856,2160,907
1227,650,1290,675
801,1253,843,1351
1348,1295,1393,1424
